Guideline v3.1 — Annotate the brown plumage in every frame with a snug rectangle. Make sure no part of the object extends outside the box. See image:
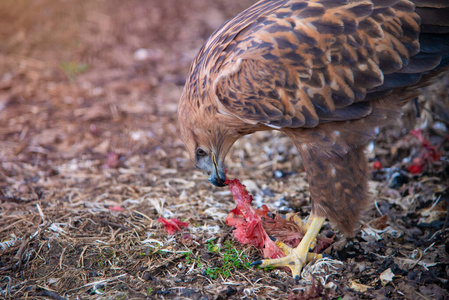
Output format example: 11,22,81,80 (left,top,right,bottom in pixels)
178,0,449,277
